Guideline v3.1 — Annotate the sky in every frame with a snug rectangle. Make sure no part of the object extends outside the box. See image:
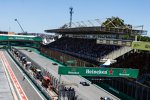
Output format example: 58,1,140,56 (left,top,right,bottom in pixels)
0,0,150,36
